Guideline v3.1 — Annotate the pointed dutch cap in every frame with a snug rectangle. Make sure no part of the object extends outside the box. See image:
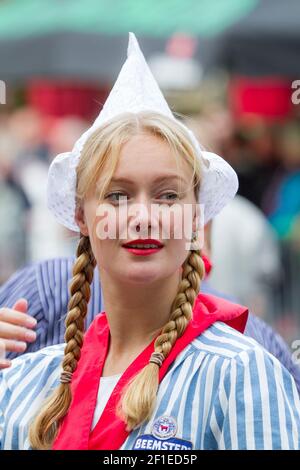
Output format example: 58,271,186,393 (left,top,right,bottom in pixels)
47,32,238,232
